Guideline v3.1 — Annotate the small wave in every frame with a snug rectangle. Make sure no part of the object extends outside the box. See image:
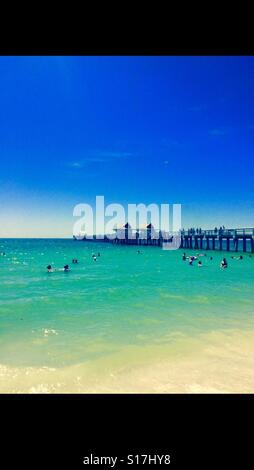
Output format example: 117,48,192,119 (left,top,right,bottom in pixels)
43,329,58,337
